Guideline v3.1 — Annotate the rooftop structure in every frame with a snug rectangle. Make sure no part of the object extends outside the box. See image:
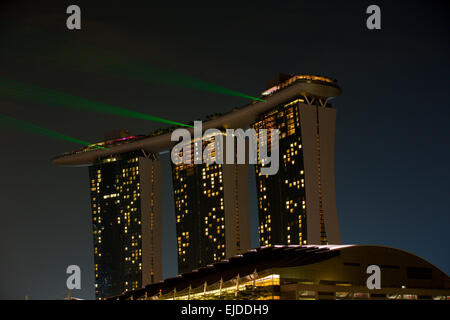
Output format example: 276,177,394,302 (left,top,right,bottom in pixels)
52,75,341,166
